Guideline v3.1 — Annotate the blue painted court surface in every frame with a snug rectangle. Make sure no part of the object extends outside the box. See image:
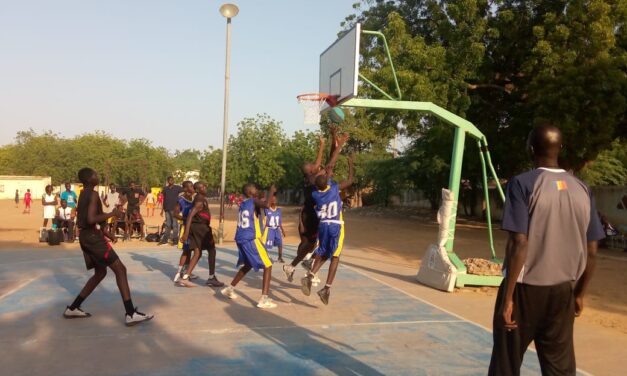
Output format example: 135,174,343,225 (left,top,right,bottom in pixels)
0,246,551,375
